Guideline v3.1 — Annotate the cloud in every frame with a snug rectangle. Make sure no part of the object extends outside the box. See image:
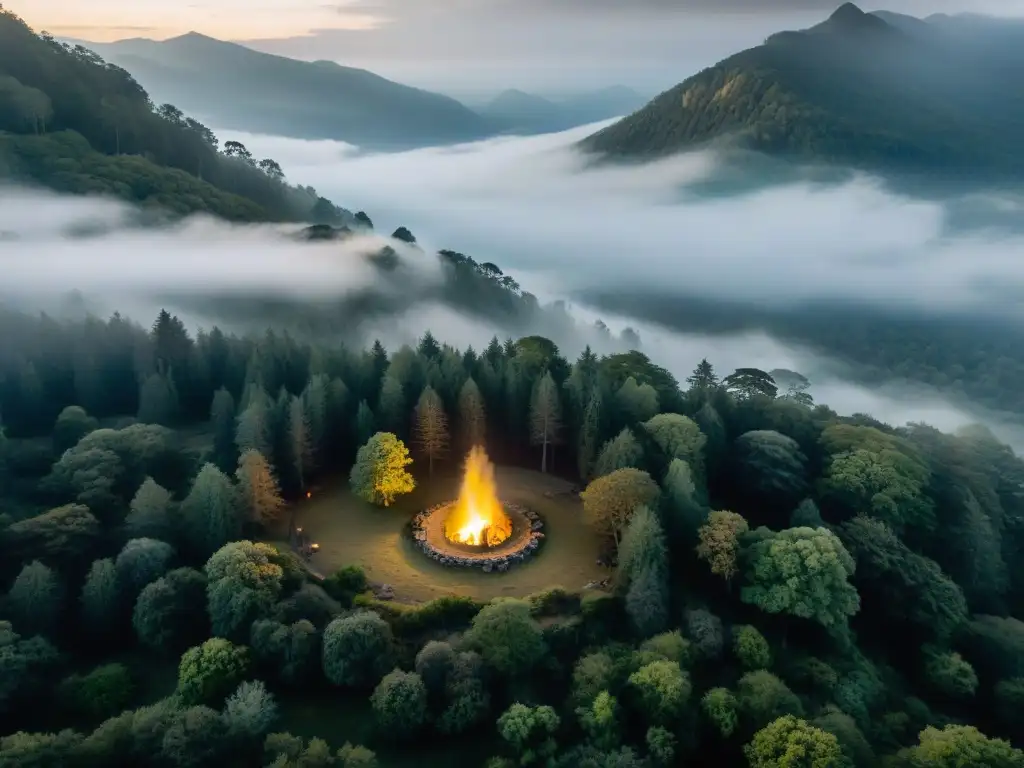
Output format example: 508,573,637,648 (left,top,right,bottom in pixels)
5,124,1024,451
223,124,1024,321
